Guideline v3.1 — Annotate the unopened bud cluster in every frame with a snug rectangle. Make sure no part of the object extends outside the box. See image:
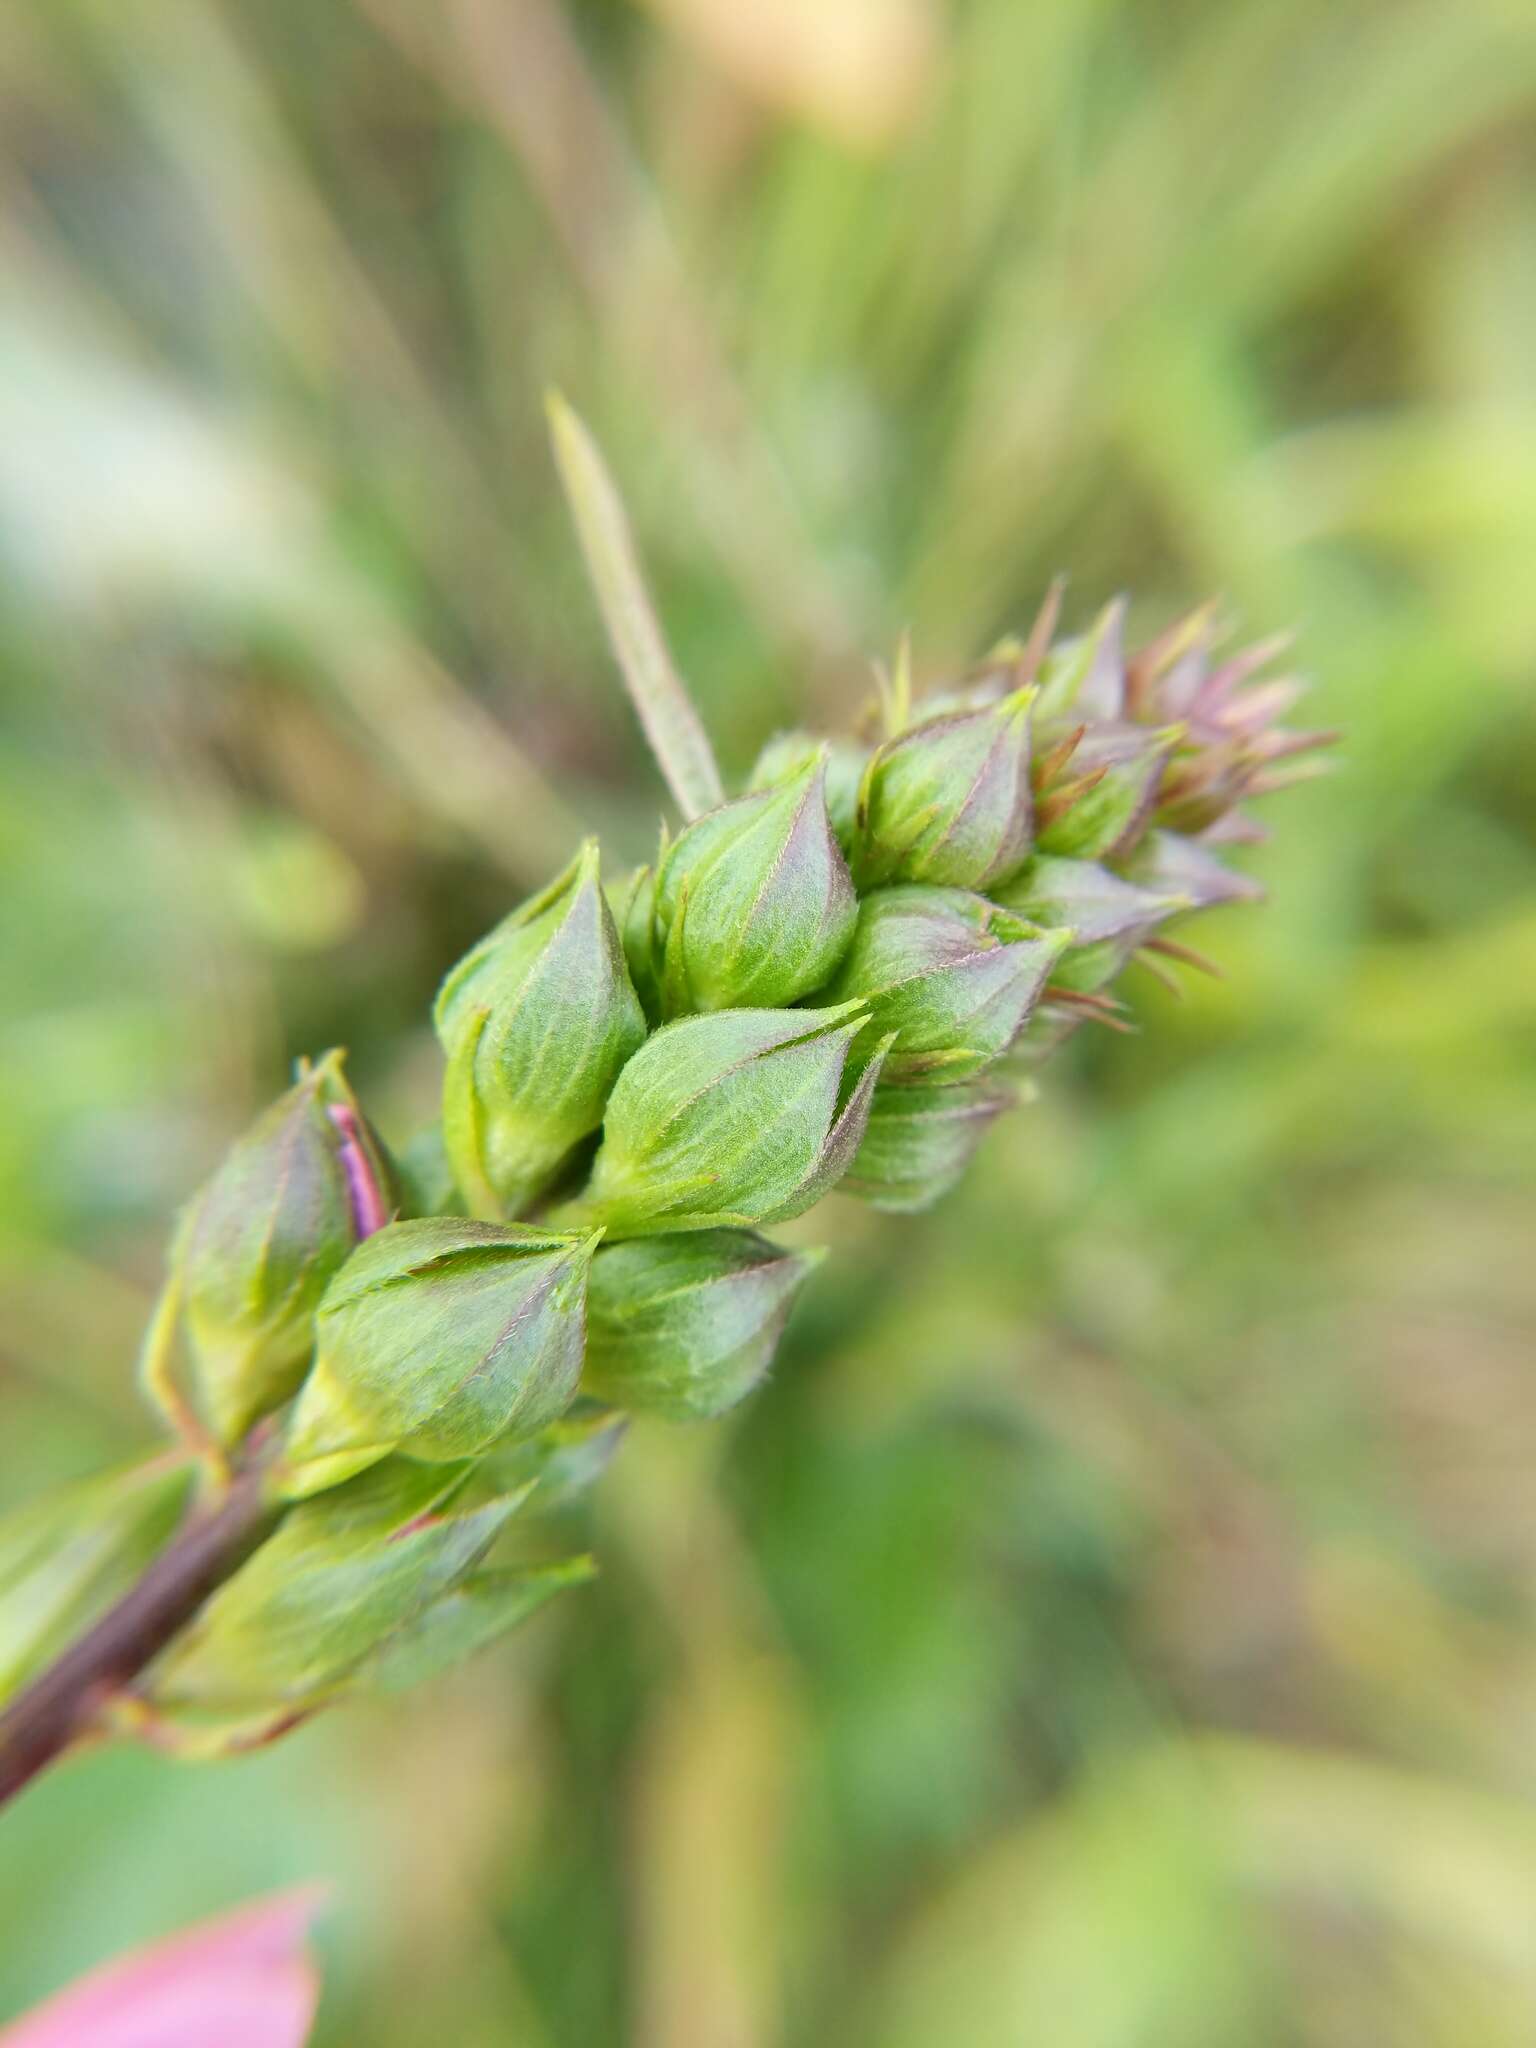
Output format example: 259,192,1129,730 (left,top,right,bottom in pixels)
1,593,1323,1757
